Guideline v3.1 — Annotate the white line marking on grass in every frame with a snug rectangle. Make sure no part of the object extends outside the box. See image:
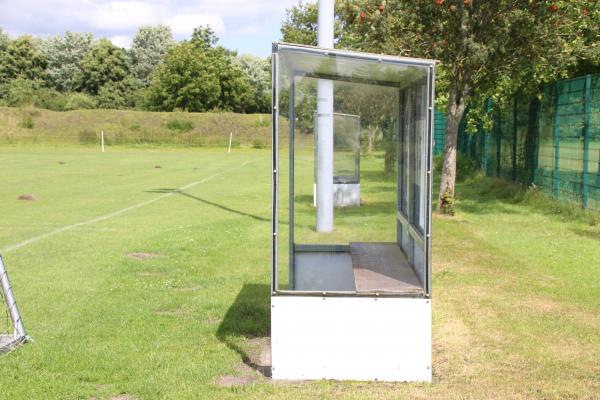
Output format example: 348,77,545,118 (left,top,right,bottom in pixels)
2,158,261,254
